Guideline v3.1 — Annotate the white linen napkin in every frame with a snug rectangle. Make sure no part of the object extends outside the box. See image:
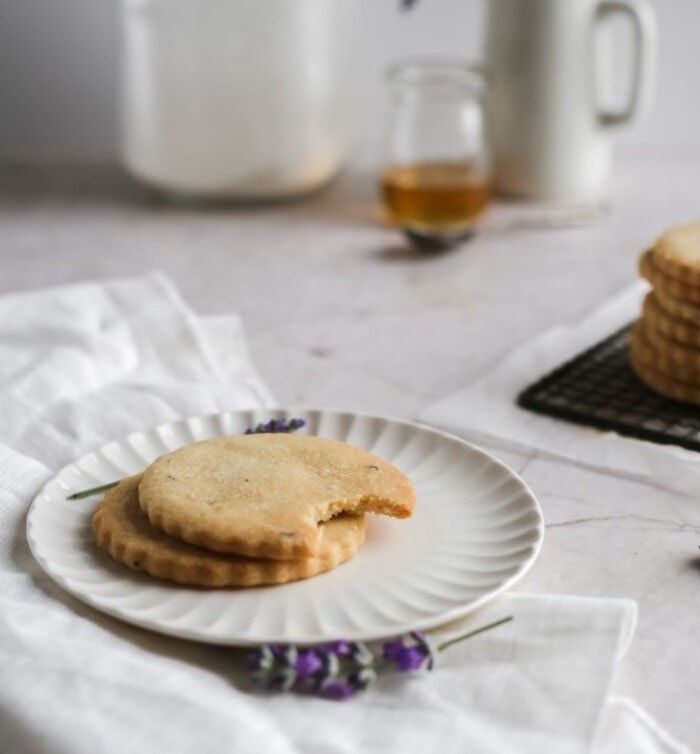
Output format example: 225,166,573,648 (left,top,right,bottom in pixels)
420,282,700,499
0,274,689,754
0,272,273,468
